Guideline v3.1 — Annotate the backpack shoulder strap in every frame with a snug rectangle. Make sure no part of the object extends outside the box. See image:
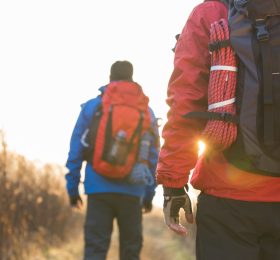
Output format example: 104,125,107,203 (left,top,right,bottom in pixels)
249,1,280,146
84,103,103,161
